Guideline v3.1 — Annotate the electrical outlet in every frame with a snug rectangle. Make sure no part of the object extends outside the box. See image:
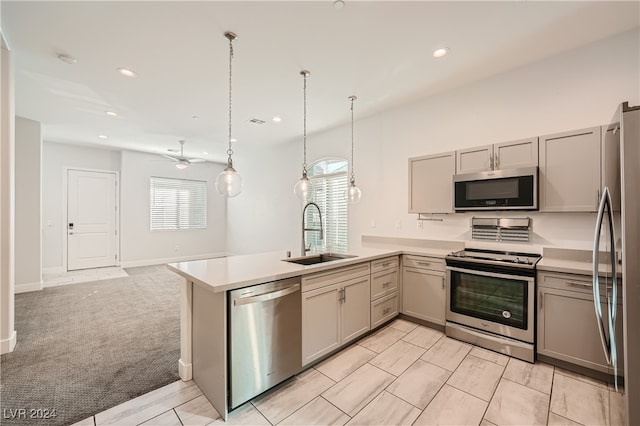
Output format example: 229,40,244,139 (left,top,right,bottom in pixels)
417,220,423,230
175,245,180,252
